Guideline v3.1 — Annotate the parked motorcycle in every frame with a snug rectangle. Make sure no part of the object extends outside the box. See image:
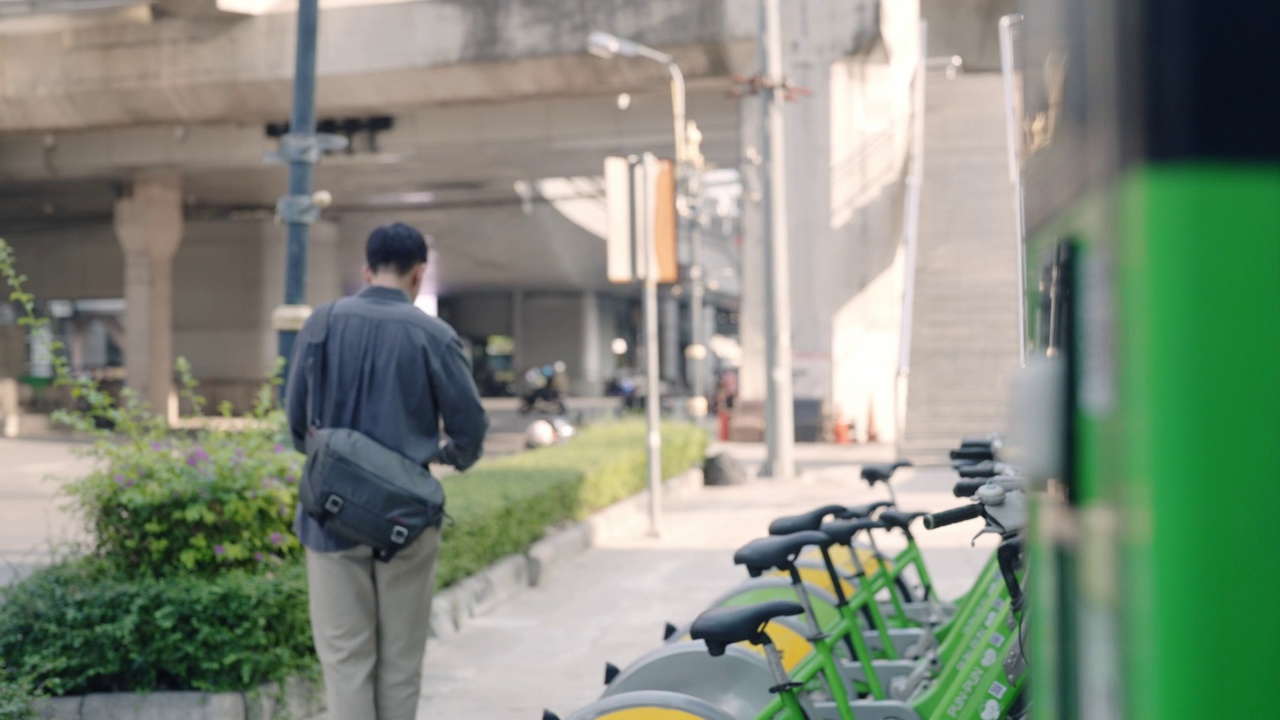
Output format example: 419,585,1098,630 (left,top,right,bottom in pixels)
518,364,568,415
